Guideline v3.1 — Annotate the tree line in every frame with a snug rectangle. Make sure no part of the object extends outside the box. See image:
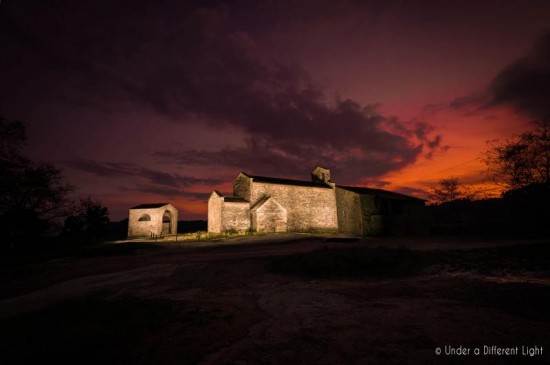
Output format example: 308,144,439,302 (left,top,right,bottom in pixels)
428,119,549,235
430,118,550,204
0,115,112,252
